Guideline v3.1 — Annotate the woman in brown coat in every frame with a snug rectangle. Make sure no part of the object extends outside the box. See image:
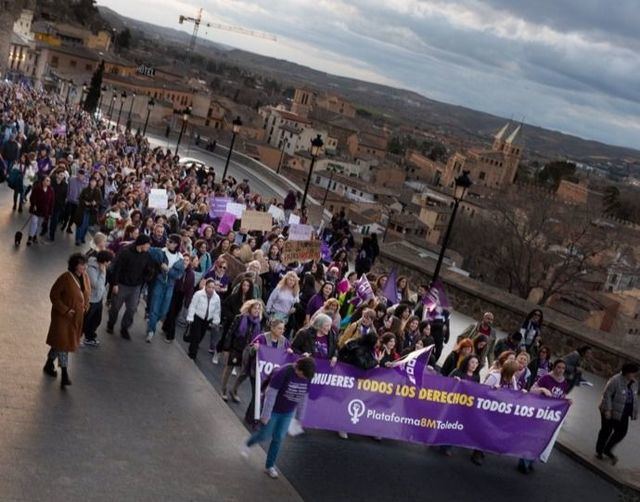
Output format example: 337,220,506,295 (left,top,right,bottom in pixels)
43,253,91,388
